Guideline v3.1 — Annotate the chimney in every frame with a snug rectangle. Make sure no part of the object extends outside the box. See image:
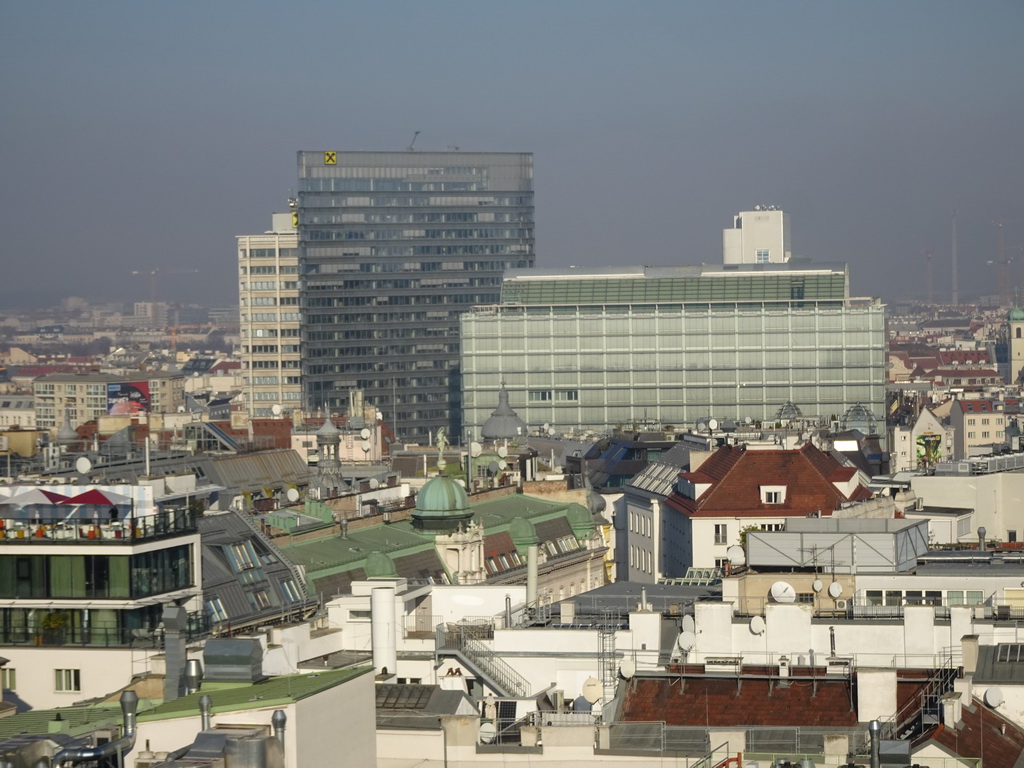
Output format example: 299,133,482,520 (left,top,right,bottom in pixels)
978,527,987,552
526,545,538,609
961,635,980,676
199,695,212,731
941,692,963,726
